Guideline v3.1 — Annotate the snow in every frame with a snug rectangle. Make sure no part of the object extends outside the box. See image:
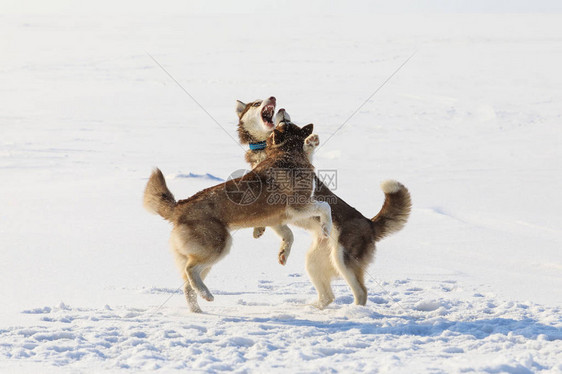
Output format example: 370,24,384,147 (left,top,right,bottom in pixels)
1,2,562,372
